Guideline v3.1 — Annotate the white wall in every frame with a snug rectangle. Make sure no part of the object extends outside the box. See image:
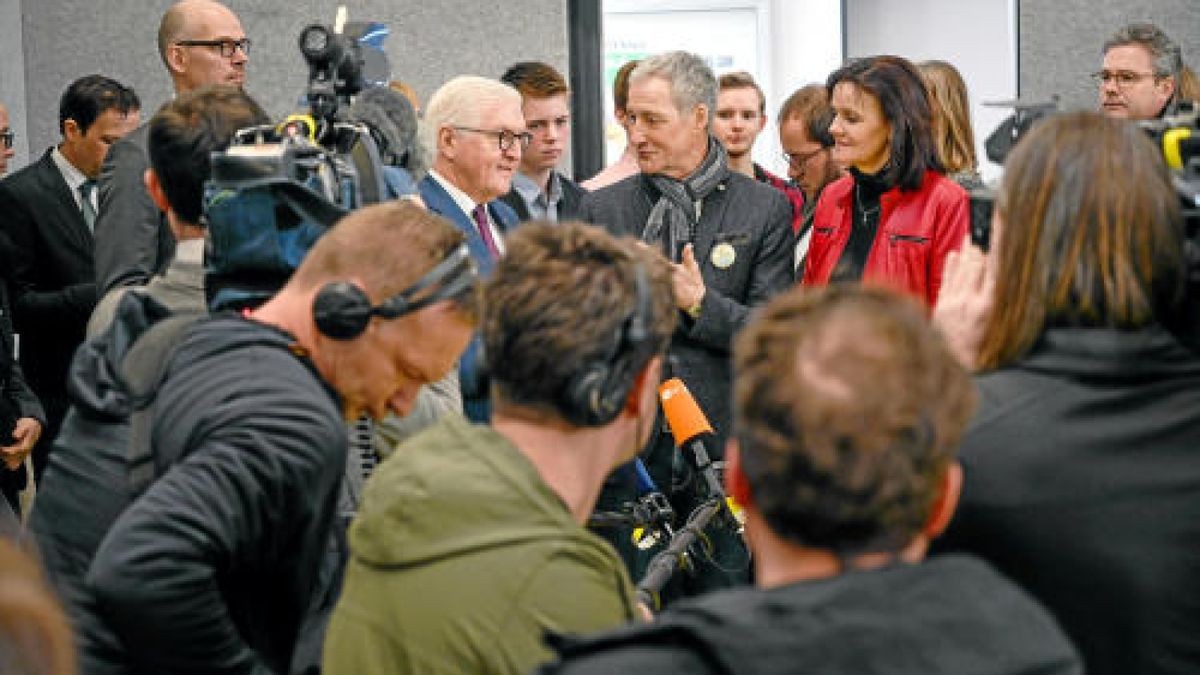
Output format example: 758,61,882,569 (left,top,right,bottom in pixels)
846,0,1018,182
601,0,844,173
